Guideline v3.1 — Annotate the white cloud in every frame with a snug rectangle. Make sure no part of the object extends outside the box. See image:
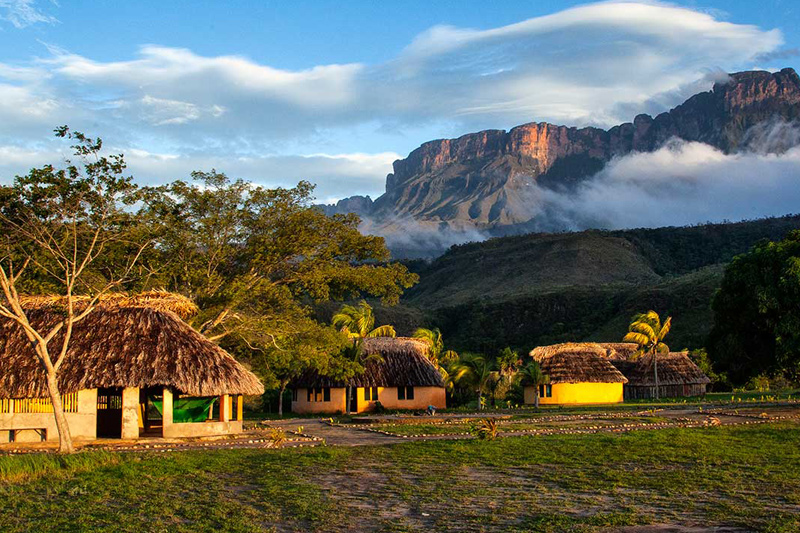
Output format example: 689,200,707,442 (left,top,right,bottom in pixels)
0,1,790,202
536,137,800,231
0,0,56,28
